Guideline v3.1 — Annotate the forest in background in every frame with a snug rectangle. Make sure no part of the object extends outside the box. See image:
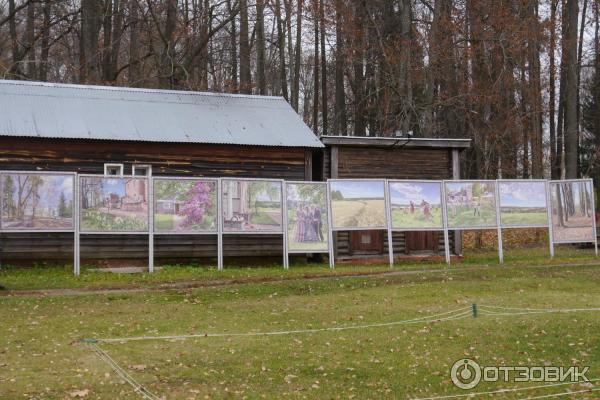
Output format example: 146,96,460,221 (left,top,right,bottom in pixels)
1,0,600,183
